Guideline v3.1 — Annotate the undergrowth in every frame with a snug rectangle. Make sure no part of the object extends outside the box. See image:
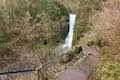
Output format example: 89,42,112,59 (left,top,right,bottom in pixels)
93,0,120,80
0,0,69,65
73,0,102,45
